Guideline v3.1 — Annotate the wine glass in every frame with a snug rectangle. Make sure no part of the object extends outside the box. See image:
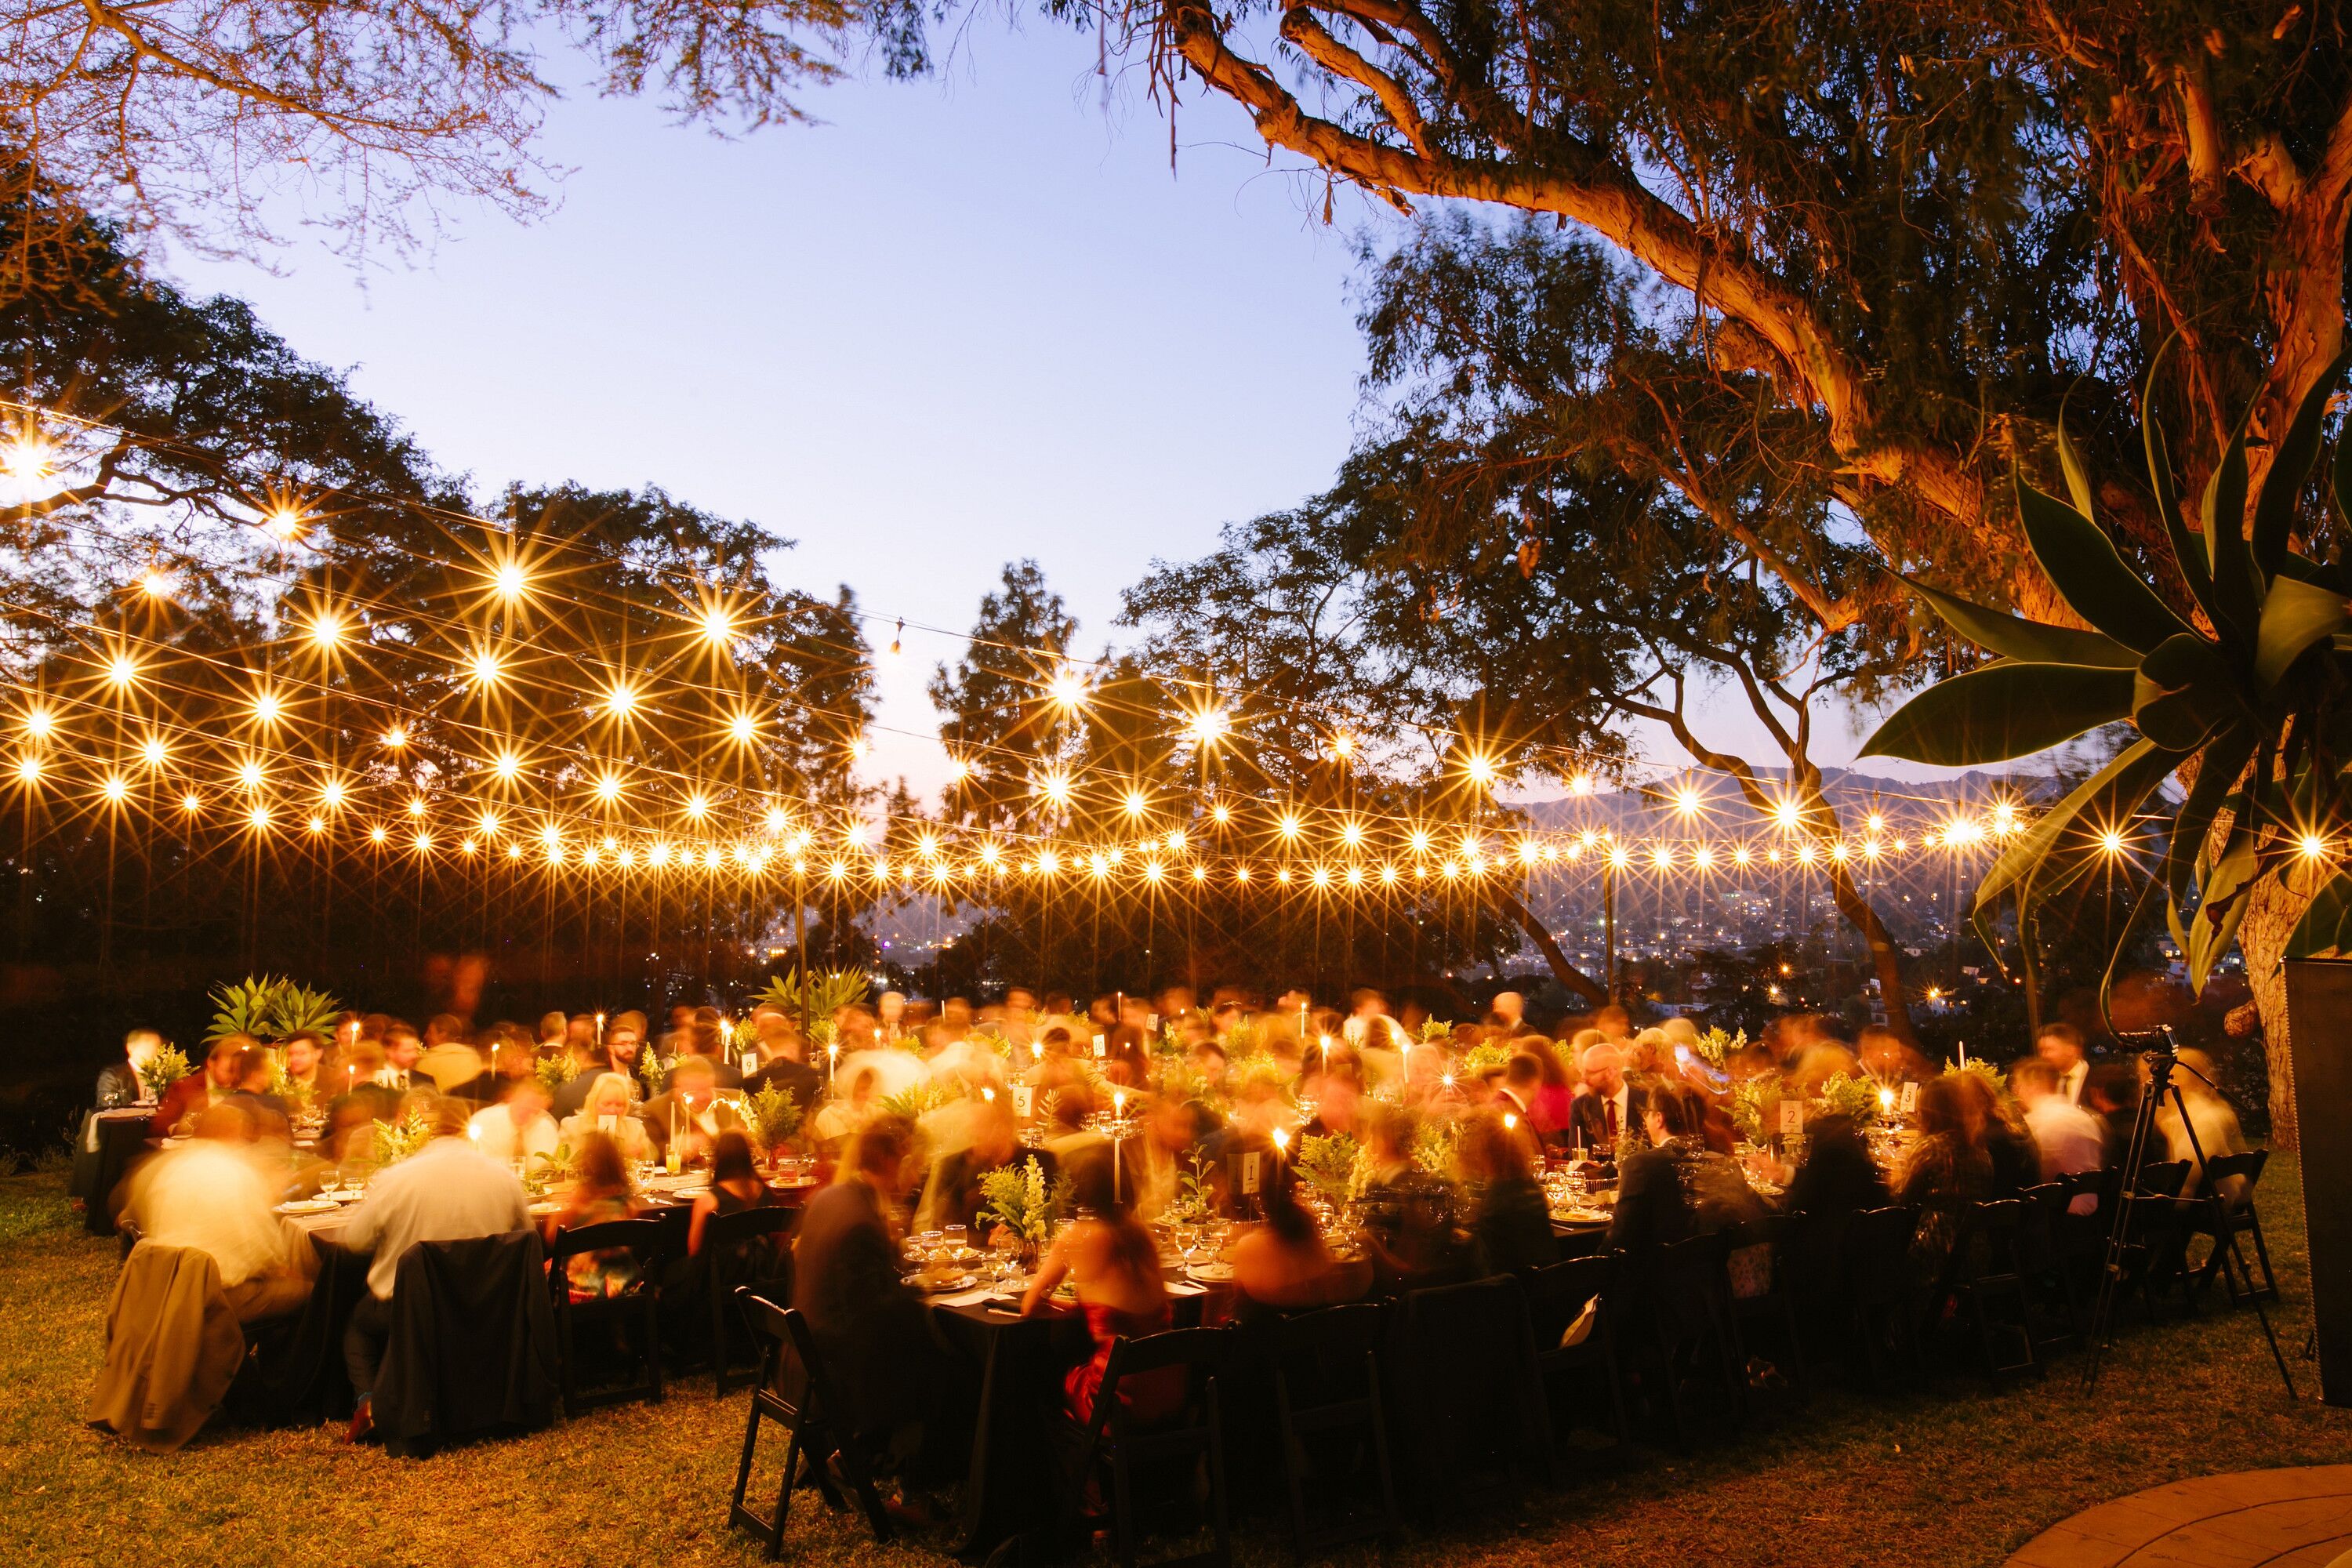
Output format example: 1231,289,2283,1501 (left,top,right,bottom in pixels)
943,1223,970,1260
